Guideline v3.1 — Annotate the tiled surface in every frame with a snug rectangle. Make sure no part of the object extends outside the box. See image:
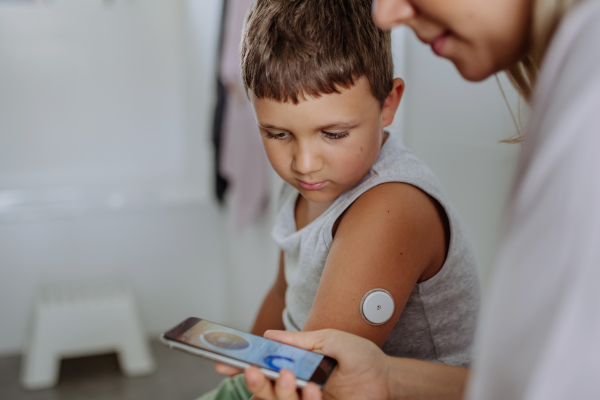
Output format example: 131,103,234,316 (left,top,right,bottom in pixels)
0,341,223,400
